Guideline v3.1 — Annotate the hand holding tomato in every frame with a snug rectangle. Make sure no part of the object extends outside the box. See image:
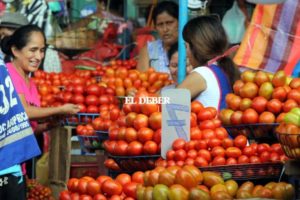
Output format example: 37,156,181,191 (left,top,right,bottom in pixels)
60,103,80,115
